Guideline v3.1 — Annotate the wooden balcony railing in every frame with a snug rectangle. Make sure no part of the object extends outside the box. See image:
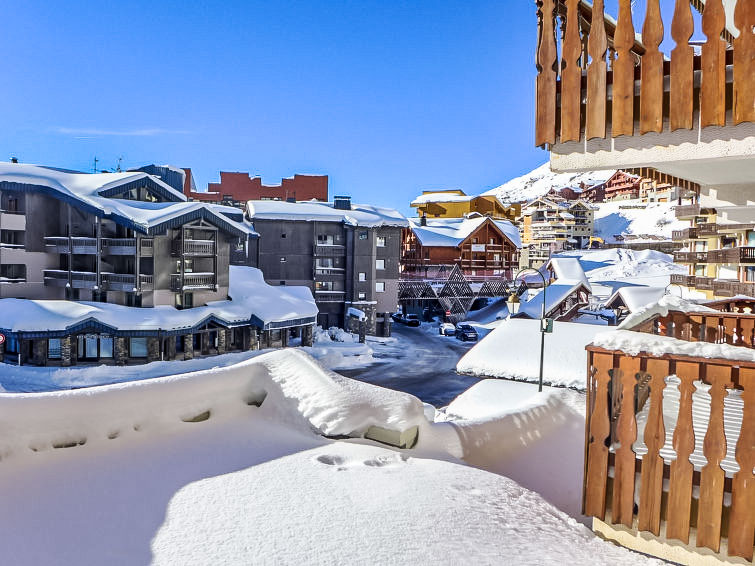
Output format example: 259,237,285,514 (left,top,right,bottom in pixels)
696,222,719,237
672,251,708,263
536,0,755,147
585,341,755,561
675,204,702,219
708,246,755,264
670,273,696,286
672,228,697,240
